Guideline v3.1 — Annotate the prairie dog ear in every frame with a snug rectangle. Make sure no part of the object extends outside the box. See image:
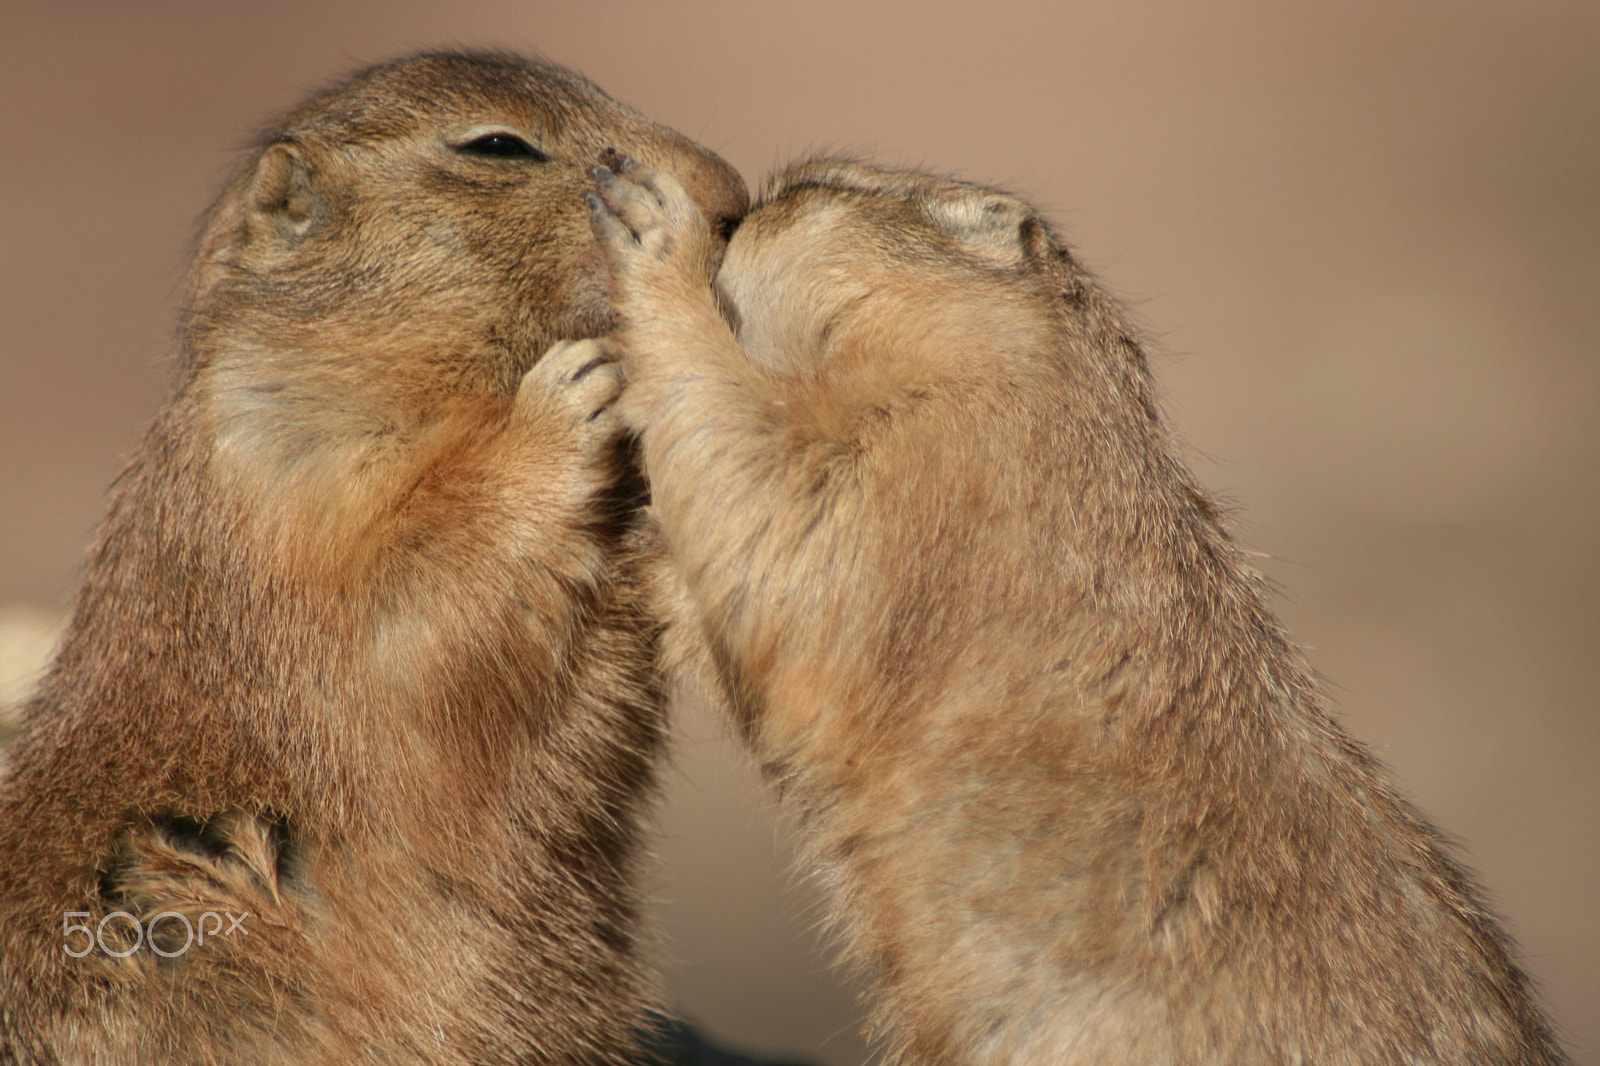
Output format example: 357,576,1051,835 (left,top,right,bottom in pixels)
246,142,326,247
920,192,1033,267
